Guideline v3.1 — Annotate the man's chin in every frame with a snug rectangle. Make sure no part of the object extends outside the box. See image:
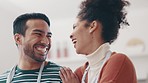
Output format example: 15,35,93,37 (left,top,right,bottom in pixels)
35,58,46,62
34,54,47,62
